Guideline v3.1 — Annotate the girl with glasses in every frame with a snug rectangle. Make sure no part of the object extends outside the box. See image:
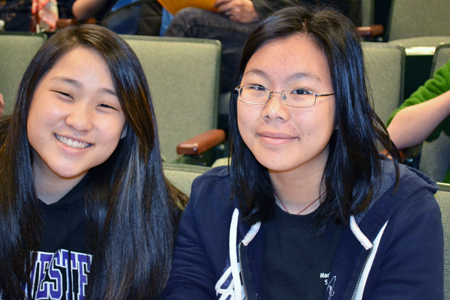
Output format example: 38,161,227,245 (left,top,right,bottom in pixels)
165,5,444,300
